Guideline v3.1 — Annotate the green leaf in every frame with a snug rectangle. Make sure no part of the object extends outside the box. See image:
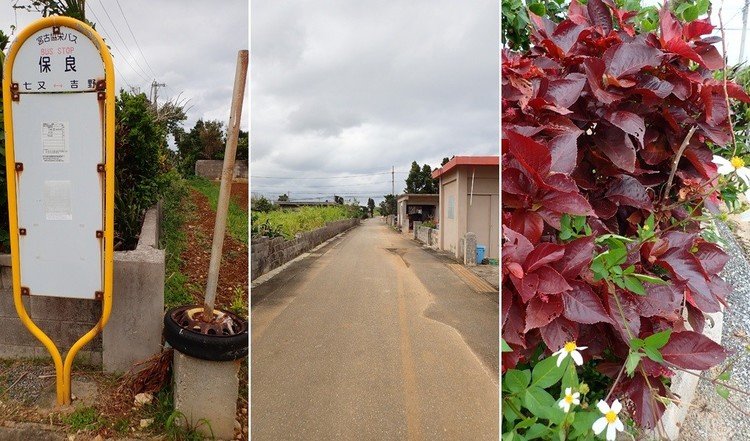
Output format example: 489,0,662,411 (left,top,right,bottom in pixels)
622,265,635,275
561,361,579,391
643,346,664,364
503,396,523,424
502,338,513,353
570,410,600,437
630,273,668,285
644,329,672,349
515,417,537,430
524,423,549,440
623,275,646,295
683,5,699,22
505,369,532,394
531,355,565,388
626,351,643,376
718,371,731,382
528,2,546,15
630,338,645,349
524,386,564,424
716,385,730,399
503,432,515,441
